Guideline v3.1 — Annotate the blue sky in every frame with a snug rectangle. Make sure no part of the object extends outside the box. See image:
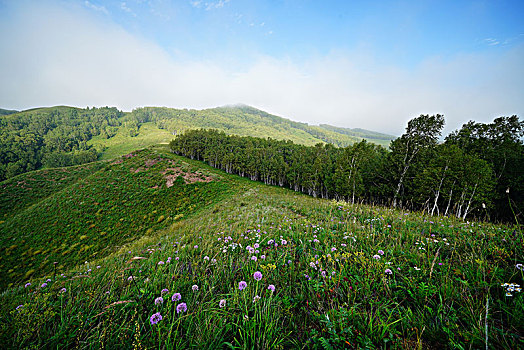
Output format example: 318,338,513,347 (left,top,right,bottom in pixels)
0,0,523,134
